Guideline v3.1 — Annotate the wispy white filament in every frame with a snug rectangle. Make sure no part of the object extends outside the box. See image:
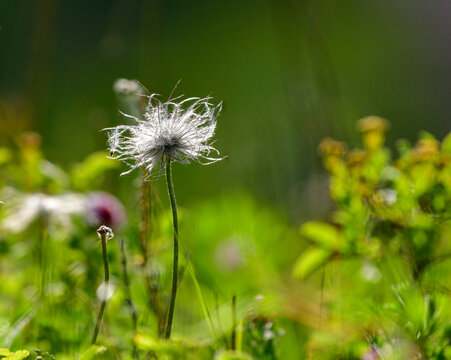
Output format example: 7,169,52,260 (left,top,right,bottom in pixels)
105,94,223,177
